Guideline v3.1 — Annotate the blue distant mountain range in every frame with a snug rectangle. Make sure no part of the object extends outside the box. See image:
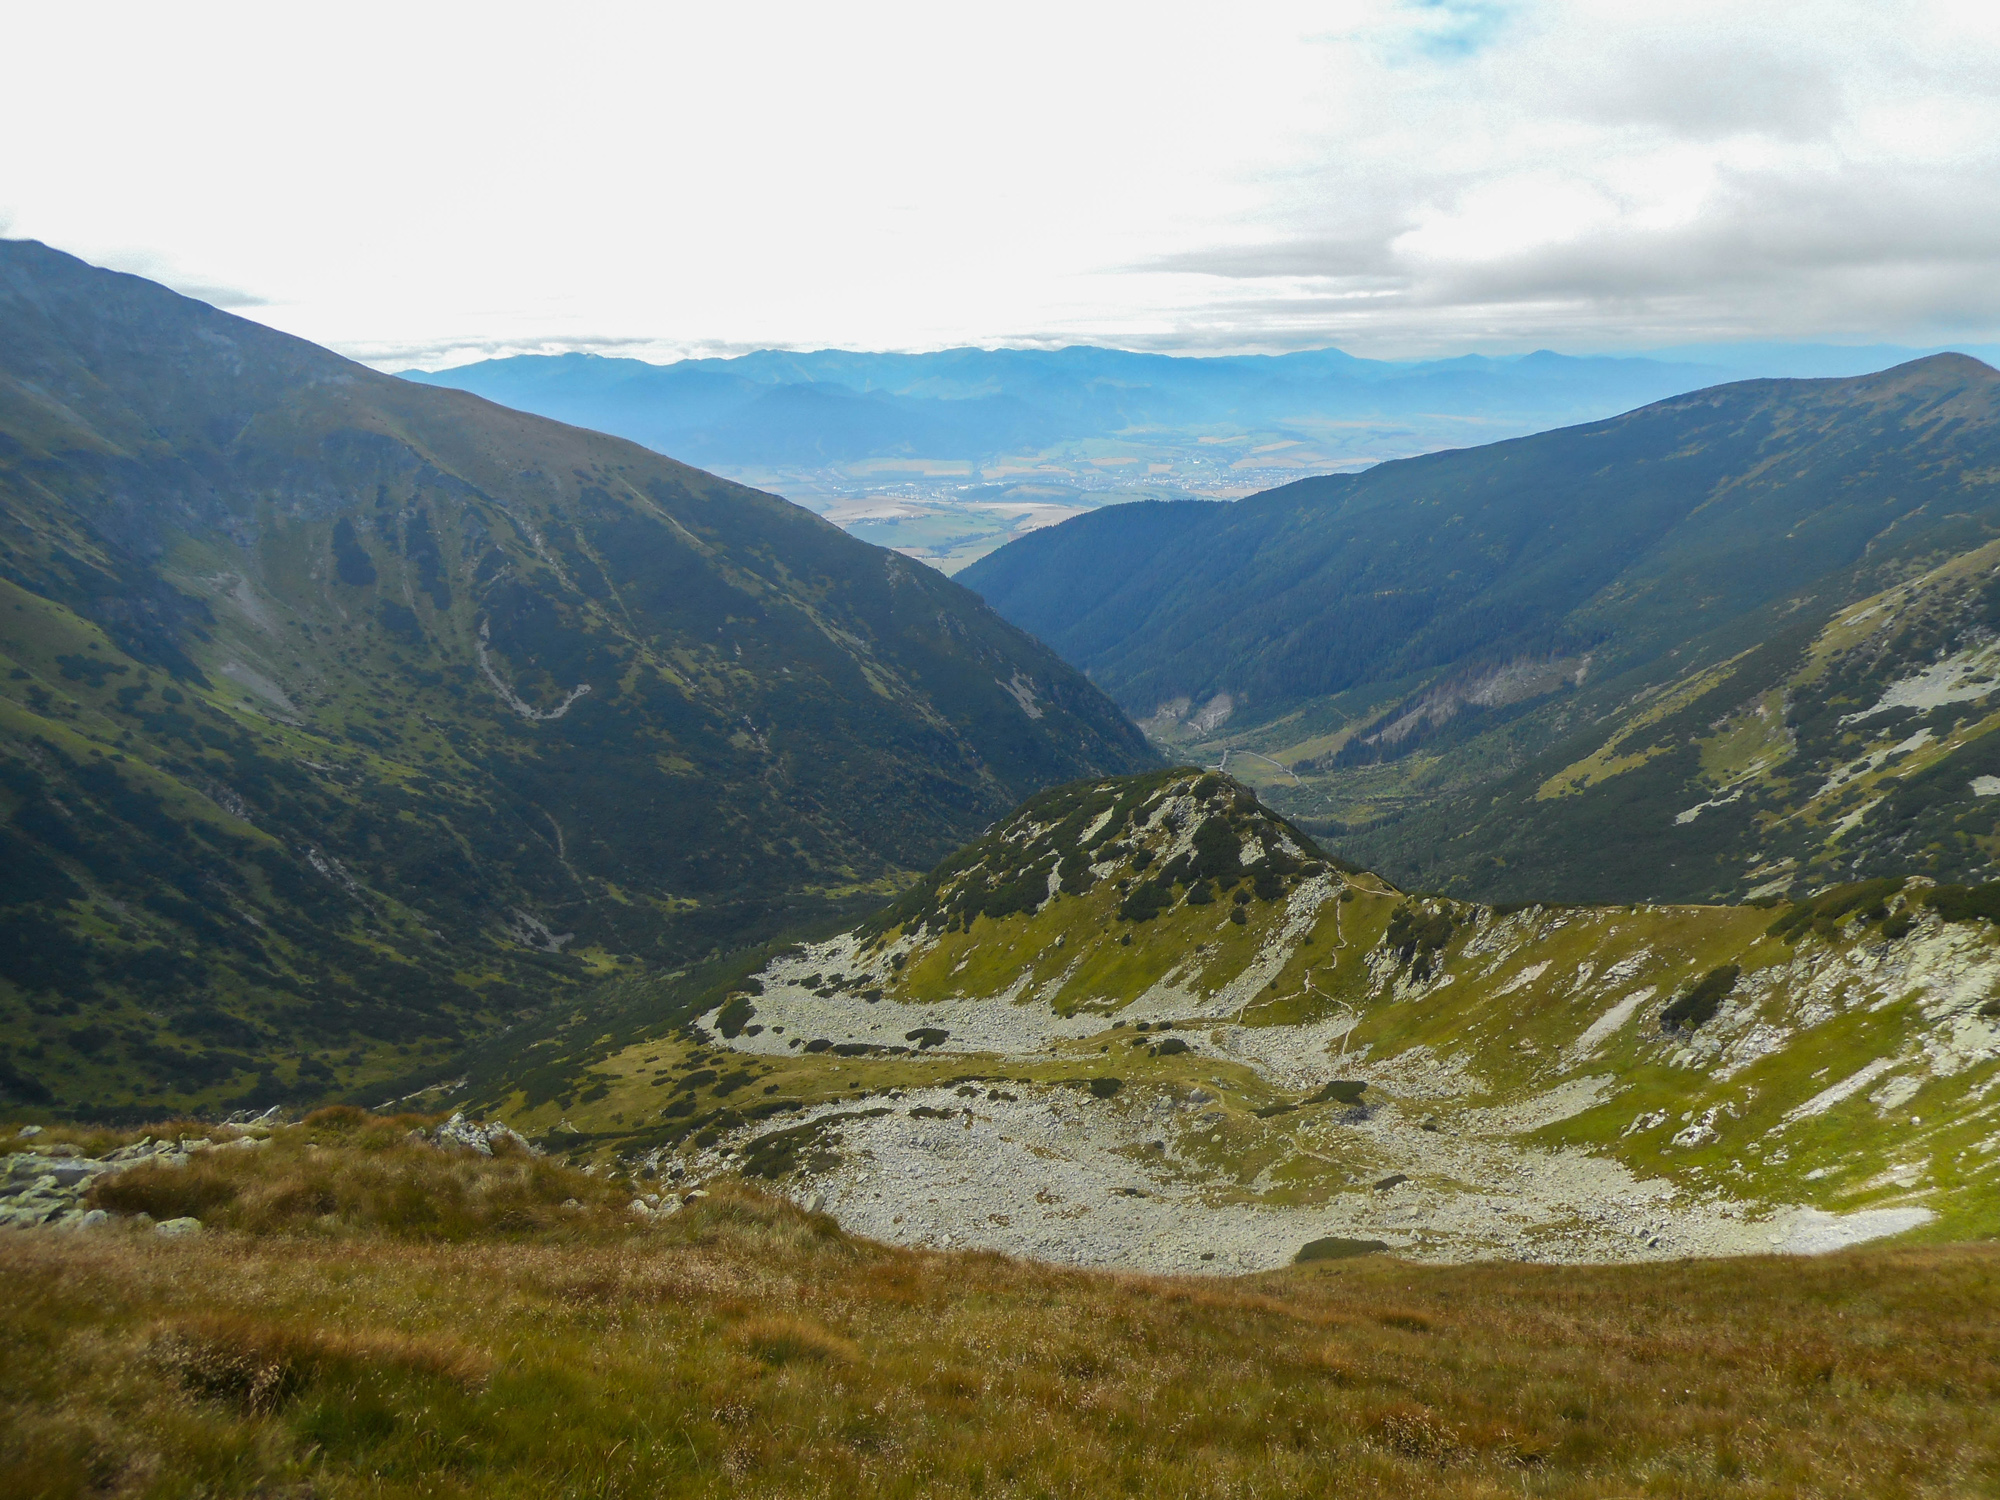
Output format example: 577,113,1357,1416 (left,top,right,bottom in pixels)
400,341,2000,472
